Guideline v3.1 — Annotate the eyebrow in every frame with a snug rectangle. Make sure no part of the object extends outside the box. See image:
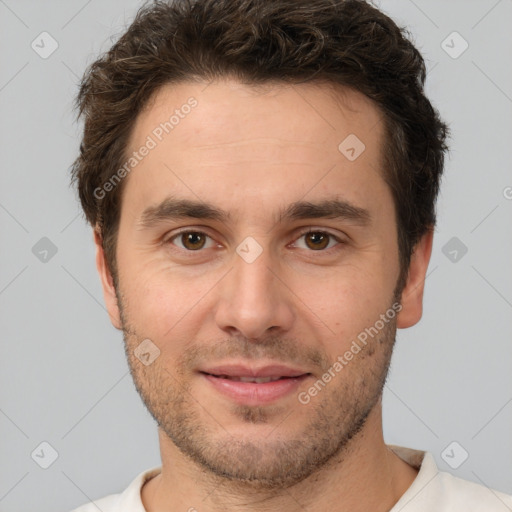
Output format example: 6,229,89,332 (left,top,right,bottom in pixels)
137,196,371,229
